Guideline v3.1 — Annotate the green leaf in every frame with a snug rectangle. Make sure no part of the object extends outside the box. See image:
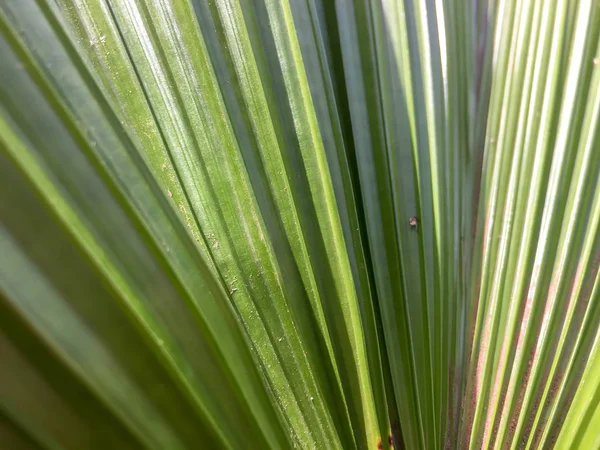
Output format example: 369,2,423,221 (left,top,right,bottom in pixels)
459,0,600,448
0,1,289,448
2,0,600,448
